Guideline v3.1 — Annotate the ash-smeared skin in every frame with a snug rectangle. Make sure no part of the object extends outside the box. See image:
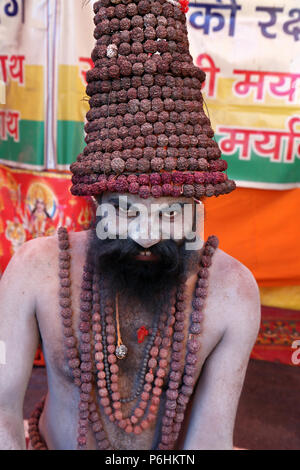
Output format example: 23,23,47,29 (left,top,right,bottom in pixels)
0,222,260,449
